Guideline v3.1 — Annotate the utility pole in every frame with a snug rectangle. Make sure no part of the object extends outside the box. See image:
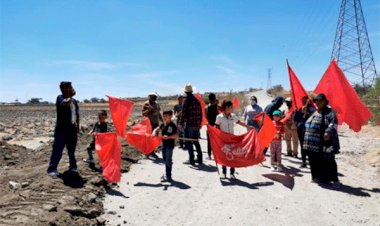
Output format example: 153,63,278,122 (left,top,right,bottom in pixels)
331,0,378,88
